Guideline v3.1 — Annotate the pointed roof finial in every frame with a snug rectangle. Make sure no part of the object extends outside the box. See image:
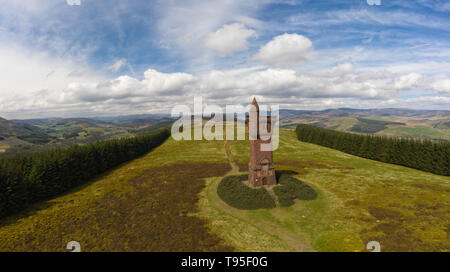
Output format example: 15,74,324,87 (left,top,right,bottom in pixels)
252,96,259,107
251,96,259,111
